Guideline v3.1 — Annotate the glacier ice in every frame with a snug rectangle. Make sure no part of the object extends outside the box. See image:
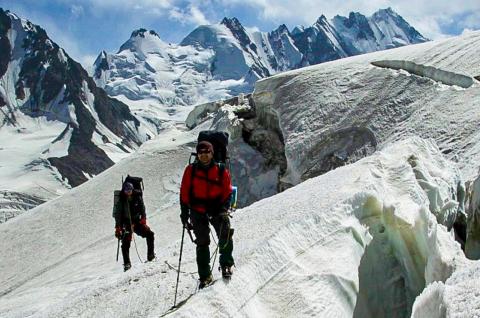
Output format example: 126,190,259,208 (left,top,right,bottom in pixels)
371,60,474,88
